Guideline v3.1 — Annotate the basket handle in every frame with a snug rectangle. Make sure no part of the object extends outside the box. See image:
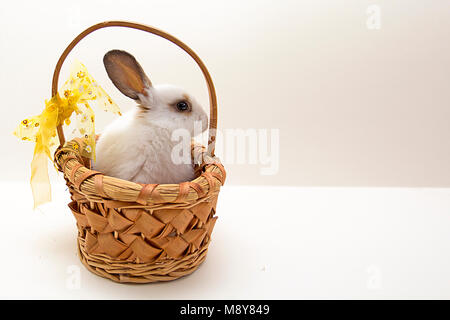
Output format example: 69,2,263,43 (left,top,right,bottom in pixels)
52,20,217,155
